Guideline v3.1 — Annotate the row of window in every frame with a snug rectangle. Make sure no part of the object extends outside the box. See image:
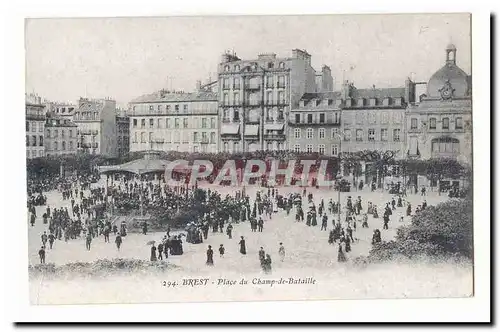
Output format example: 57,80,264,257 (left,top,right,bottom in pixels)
293,128,402,142
221,91,287,105
431,142,460,153
74,112,100,120
26,135,44,147
222,75,287,90
221,142,286,153
132,117,217,129
133,131,217,144
26,121,44,133
54,107,75,114
292,144,339,155
343,112,403,125
46,129,74,138
223,62,286,73
221,108,285,122
45,141,76,151
410,117,464,130
26,149,44,158
132,103,217,113
293,112,341,124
